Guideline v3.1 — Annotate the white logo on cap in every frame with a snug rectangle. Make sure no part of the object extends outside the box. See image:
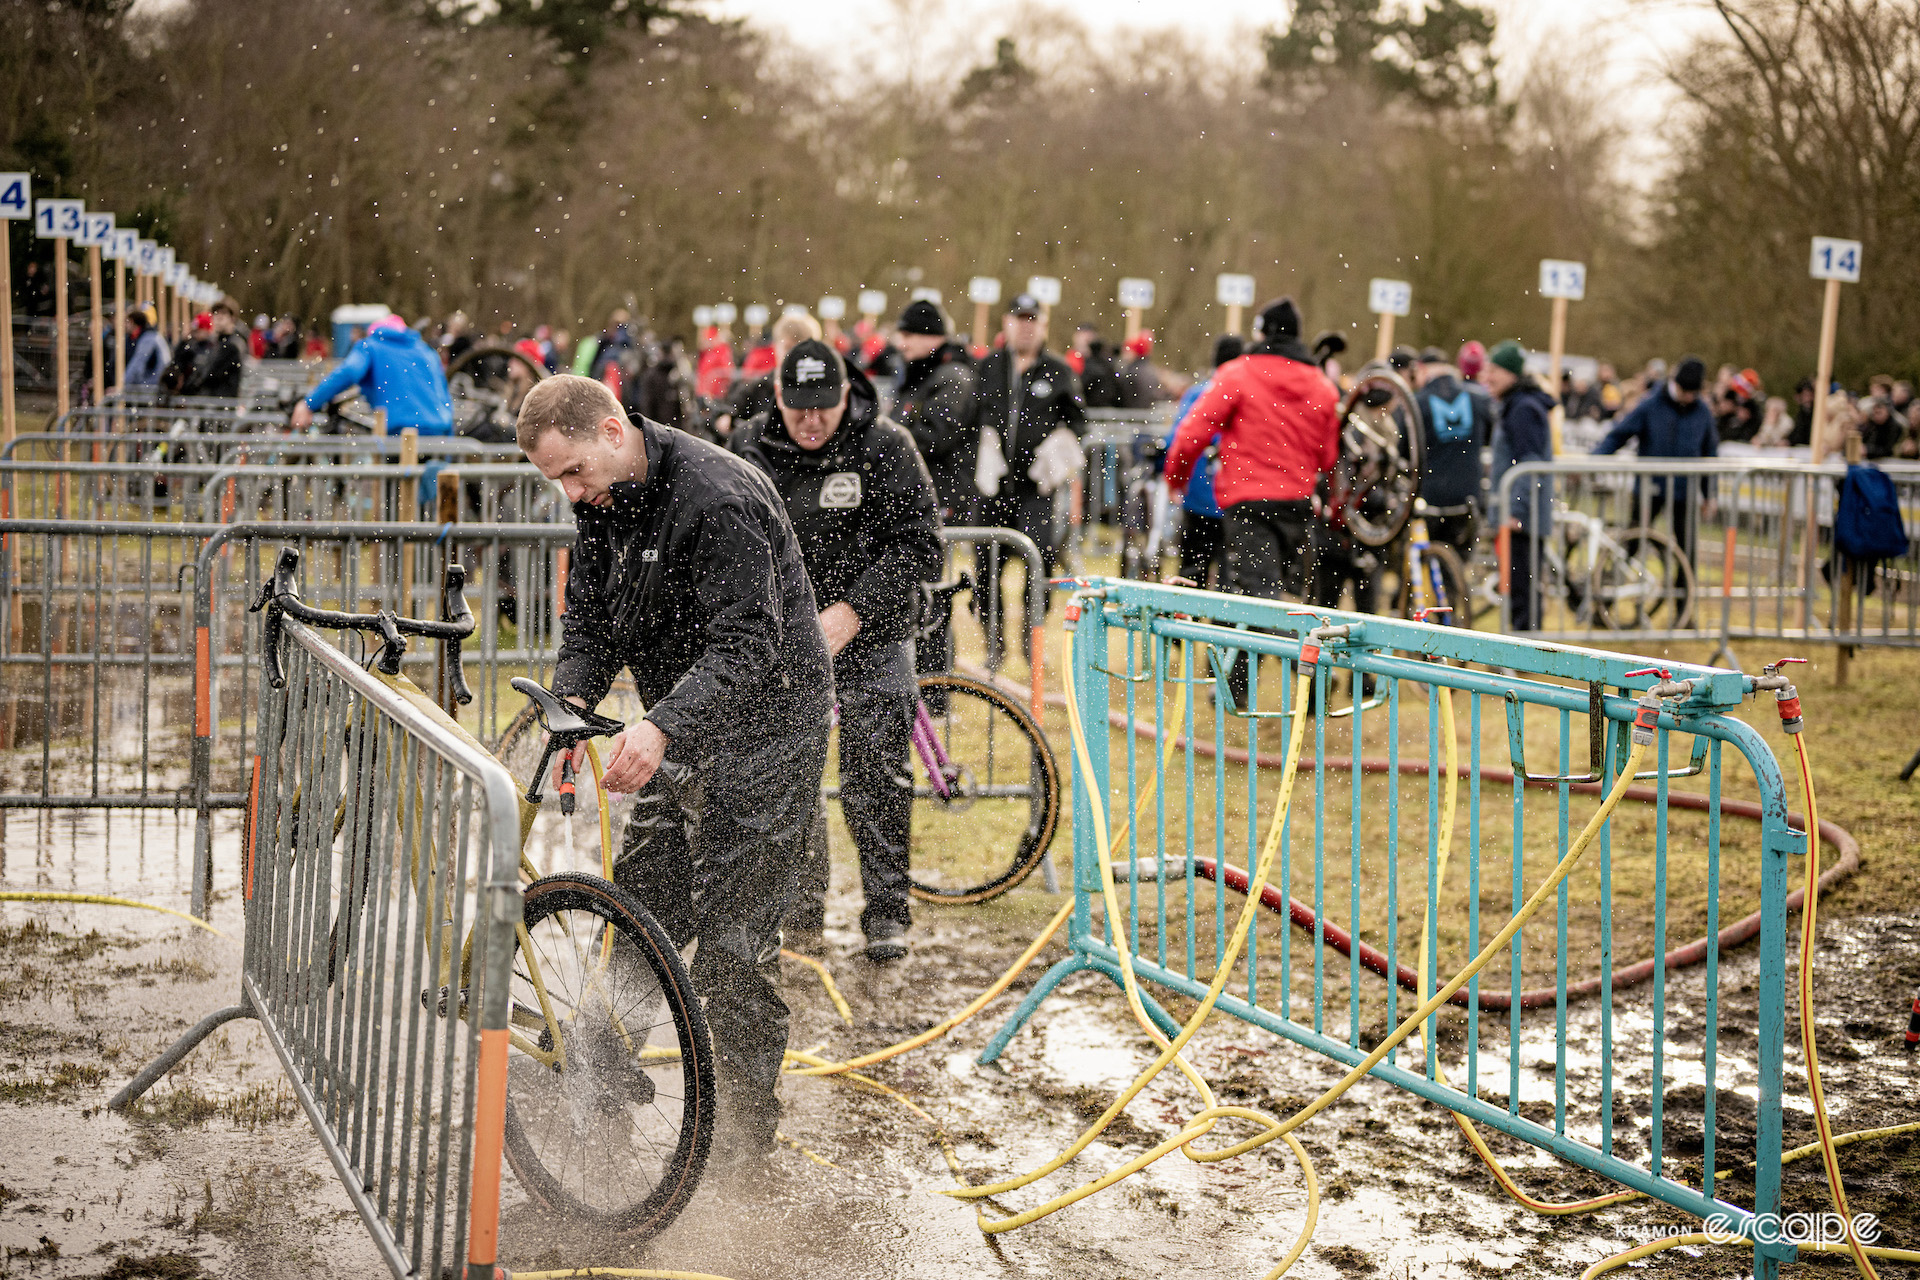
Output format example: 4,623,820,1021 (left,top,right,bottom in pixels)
820,473,862,508
795,356,828,384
